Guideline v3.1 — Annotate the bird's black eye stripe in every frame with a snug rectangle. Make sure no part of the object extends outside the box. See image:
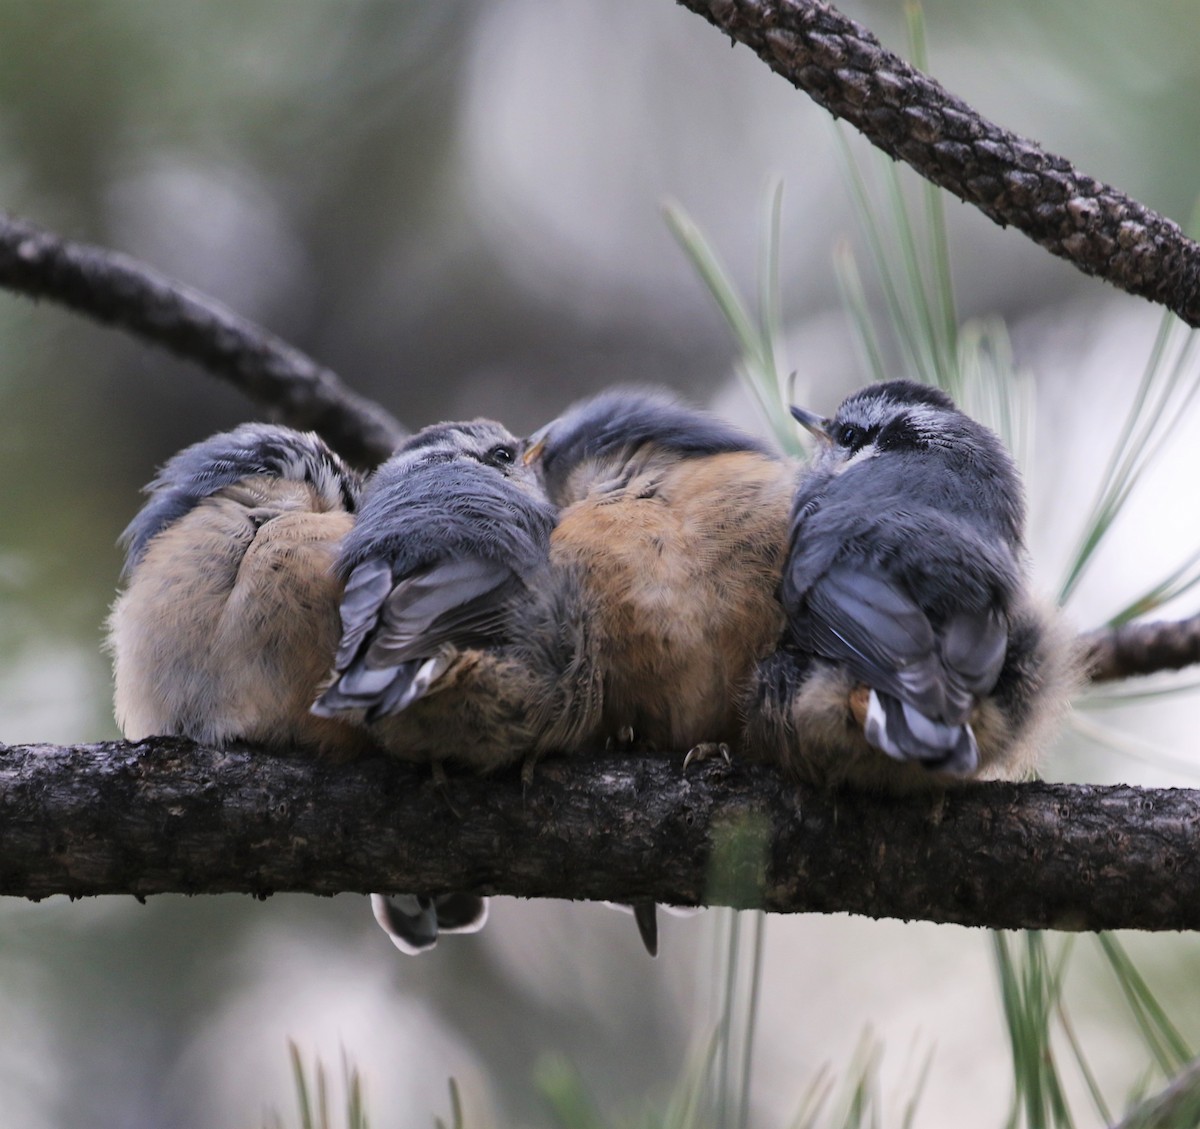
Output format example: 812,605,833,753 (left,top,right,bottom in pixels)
834,423,880,452
485,444,517,467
